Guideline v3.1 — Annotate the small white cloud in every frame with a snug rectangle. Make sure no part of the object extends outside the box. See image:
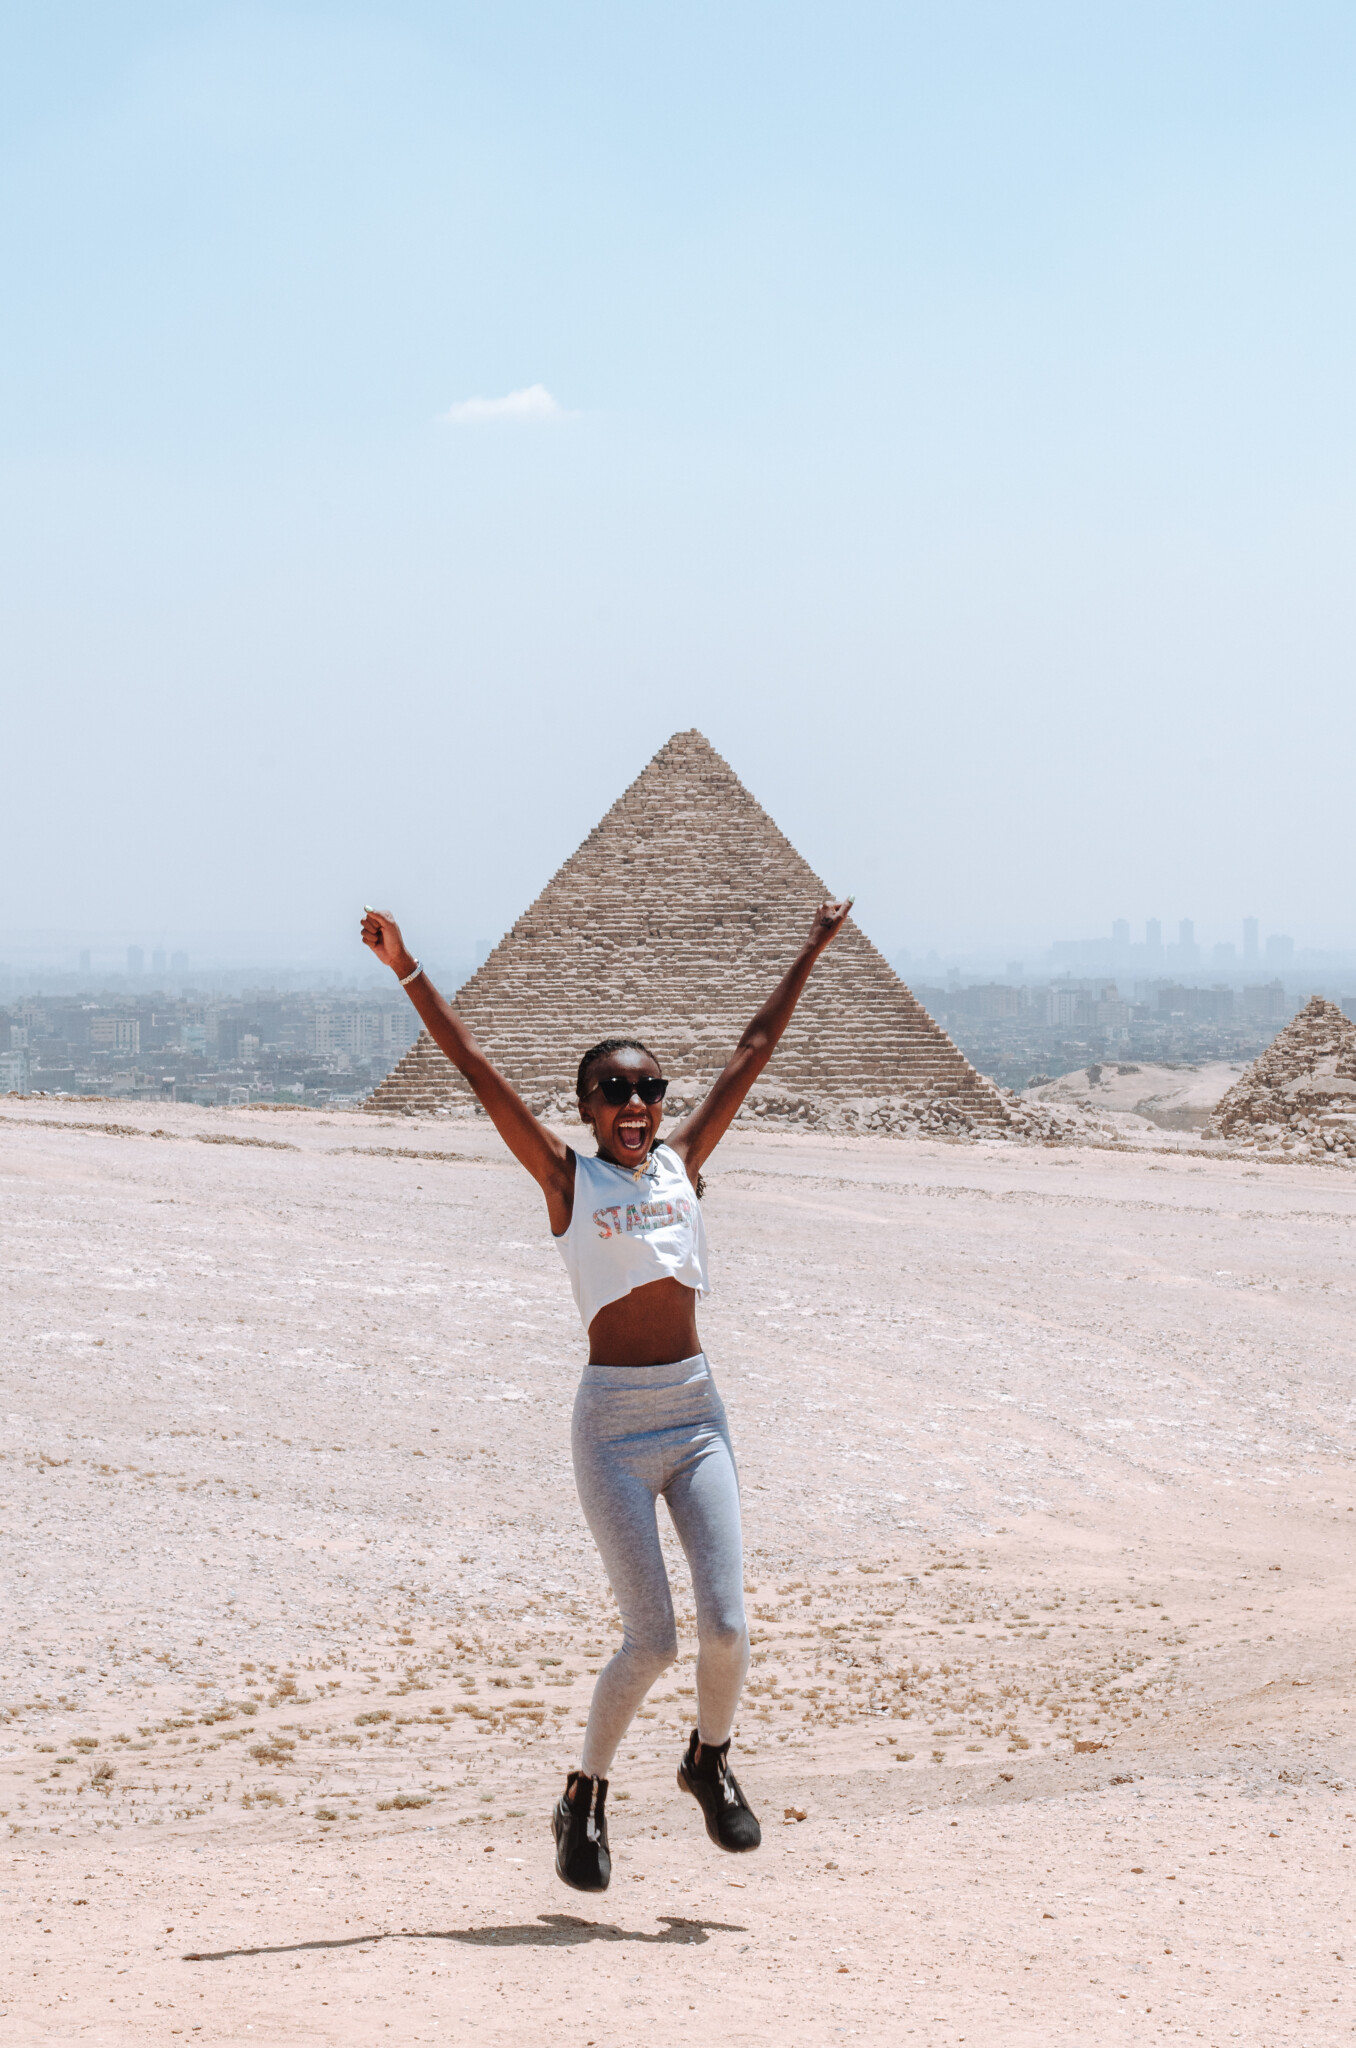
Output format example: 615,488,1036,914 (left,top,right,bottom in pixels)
438,383,568,426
